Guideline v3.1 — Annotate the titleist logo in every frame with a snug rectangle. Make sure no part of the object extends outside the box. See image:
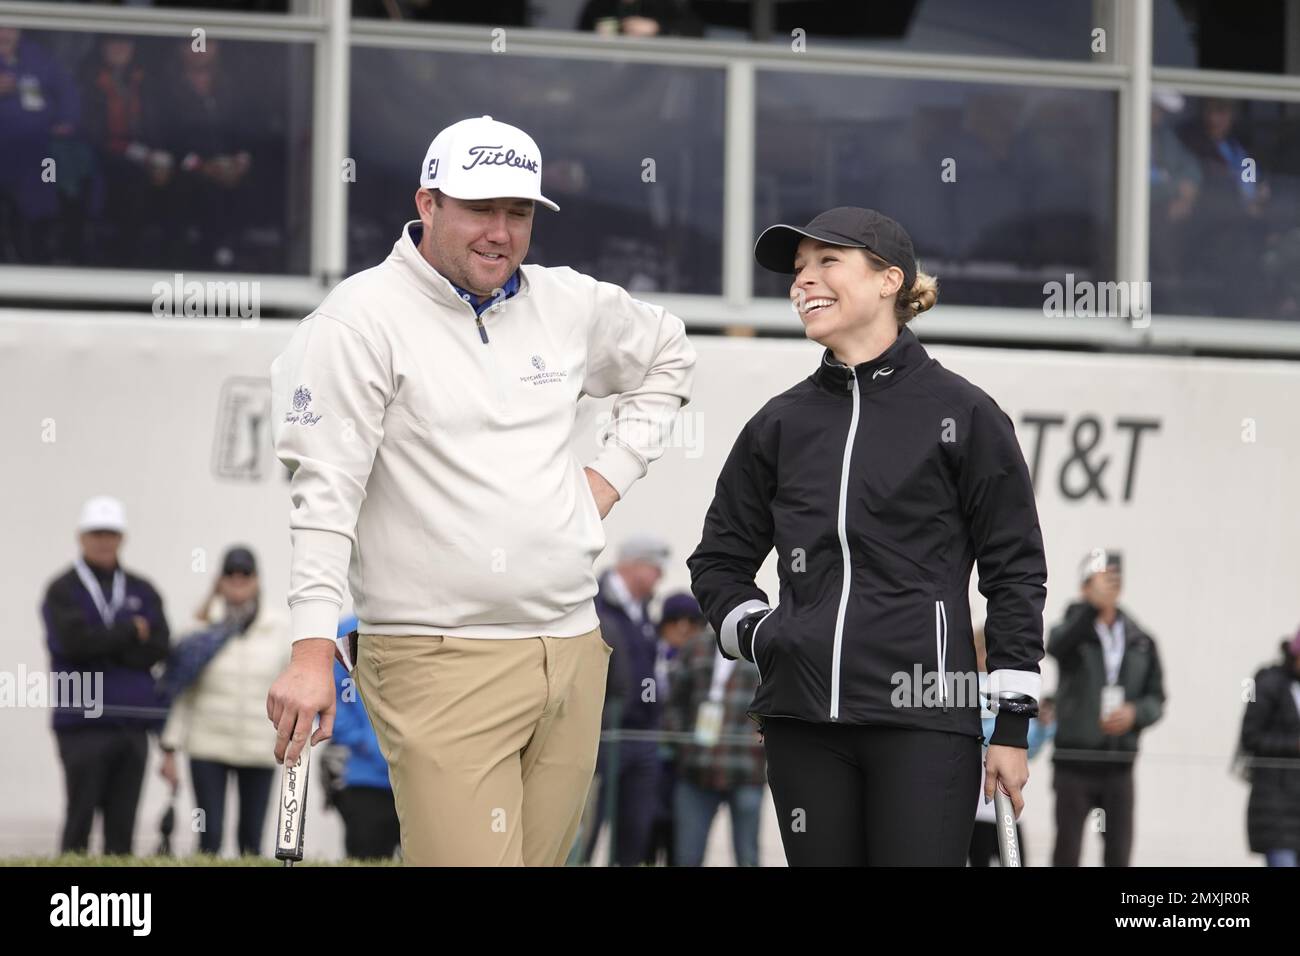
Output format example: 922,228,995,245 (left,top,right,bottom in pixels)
462,144,539,173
